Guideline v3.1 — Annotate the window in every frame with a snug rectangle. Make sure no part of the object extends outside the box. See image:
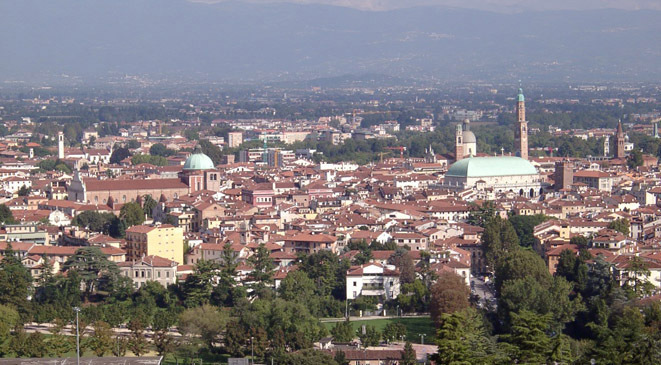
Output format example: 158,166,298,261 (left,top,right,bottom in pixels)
353,281,357,287
122,195,127,203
